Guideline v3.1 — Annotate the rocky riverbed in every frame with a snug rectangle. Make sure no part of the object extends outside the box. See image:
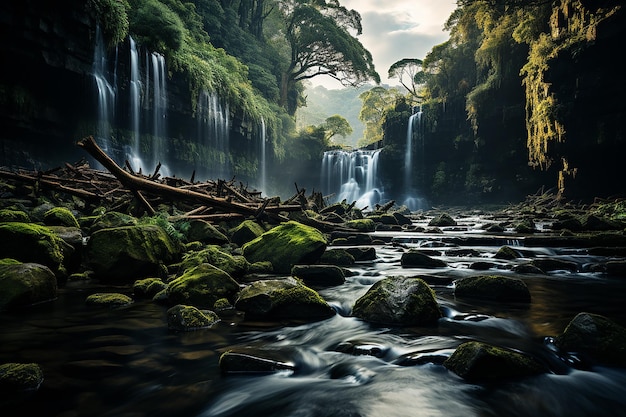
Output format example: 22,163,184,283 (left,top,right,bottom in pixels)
2,172,626,416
